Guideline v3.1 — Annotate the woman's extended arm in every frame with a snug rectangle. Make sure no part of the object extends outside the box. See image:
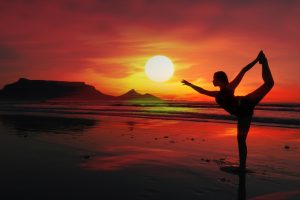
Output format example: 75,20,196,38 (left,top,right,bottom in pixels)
182,80,218,97
228,51,263,90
